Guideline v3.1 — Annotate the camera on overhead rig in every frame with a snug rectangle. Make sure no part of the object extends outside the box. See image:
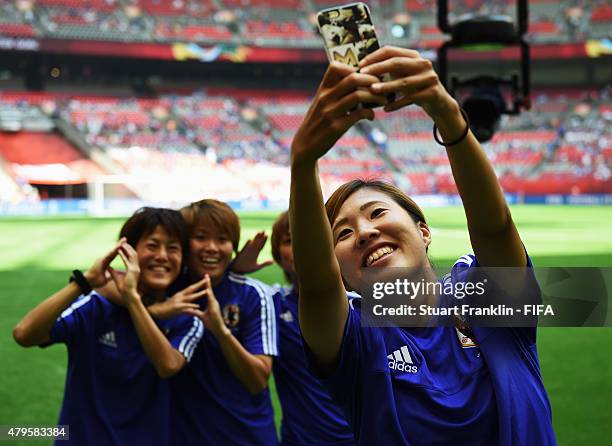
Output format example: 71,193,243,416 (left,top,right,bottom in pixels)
436,0,531,142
